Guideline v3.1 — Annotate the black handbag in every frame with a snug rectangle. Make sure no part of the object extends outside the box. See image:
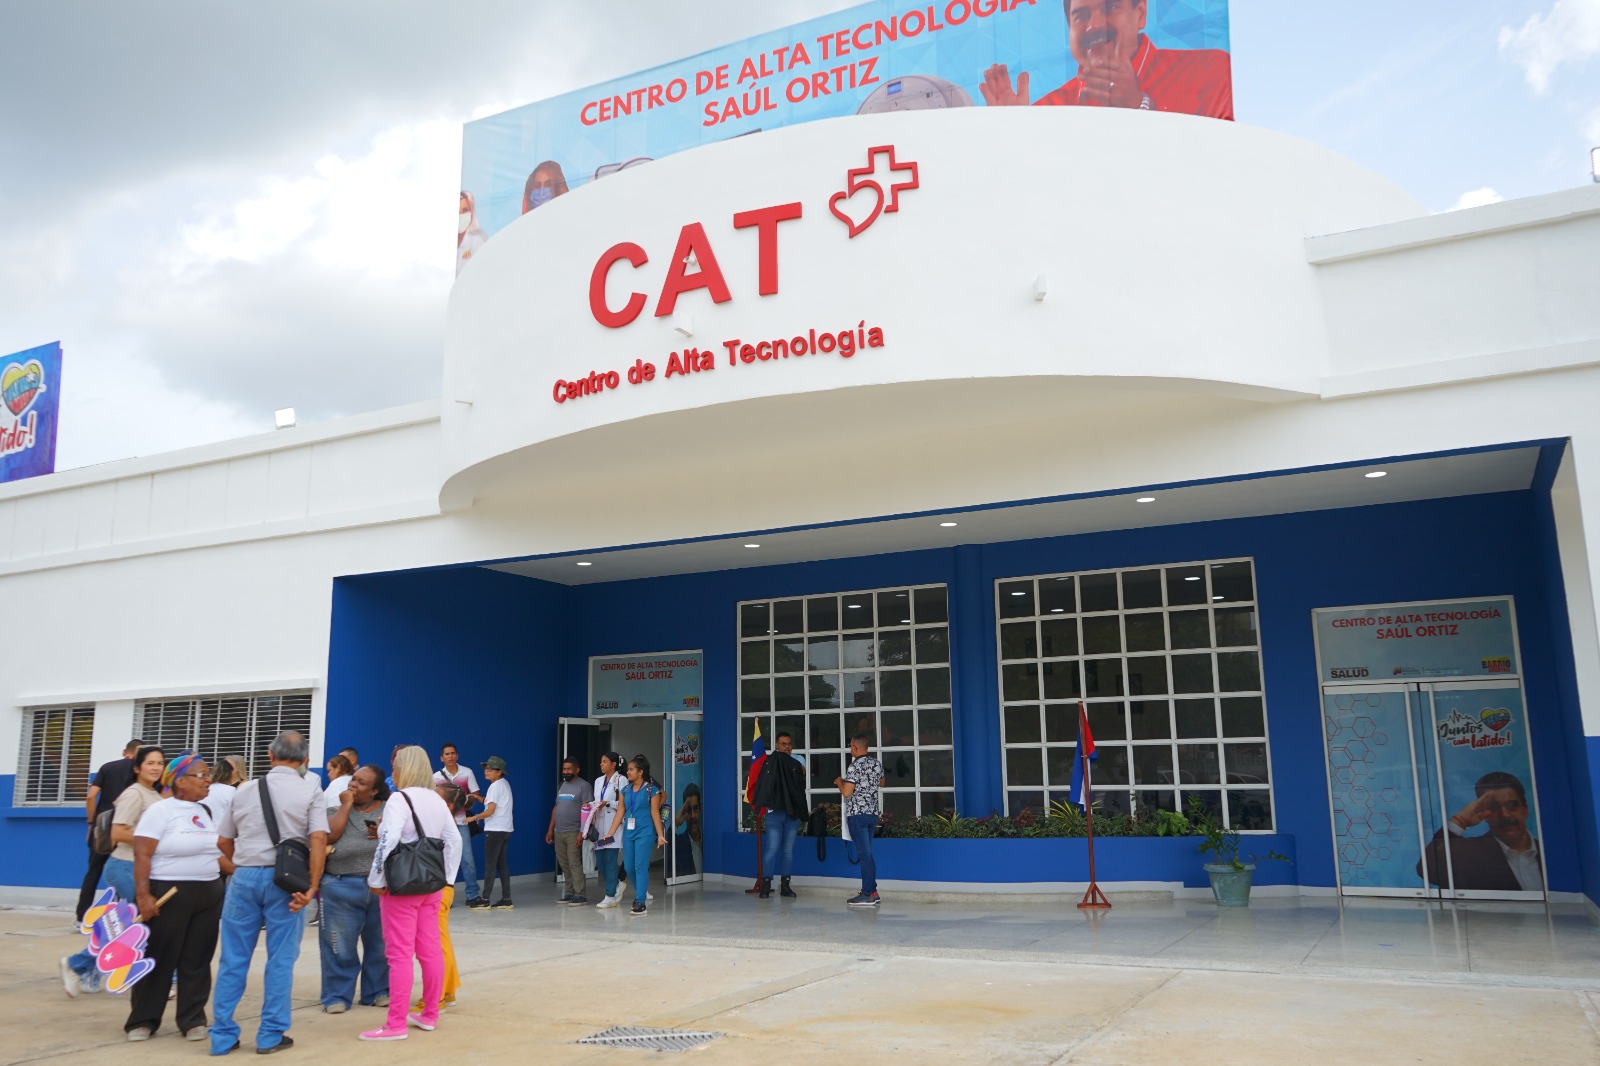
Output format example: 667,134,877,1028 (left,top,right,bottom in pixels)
385,791,449,896
257,774,312,895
